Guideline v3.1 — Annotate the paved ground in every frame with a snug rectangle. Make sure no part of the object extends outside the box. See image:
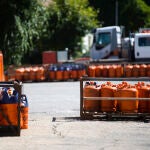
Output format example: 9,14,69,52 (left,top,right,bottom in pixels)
0,113,150,150
0,82,150,150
